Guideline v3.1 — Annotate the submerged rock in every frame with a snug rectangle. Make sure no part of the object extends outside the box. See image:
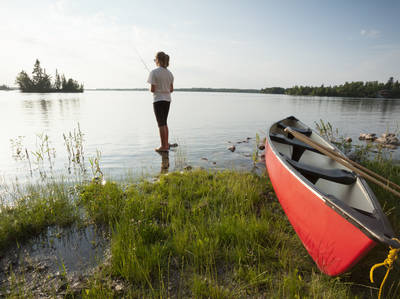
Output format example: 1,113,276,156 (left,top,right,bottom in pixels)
382,133,396,139
365,133,376,141
359,132,399,148
386,136,400,145
359,133,376,140
375,137,386,144
375,133,399,146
